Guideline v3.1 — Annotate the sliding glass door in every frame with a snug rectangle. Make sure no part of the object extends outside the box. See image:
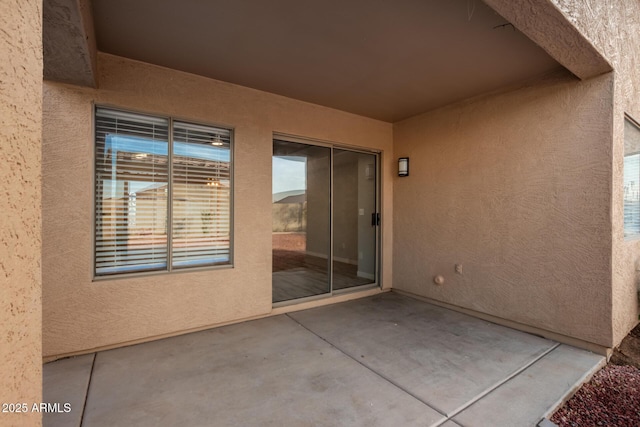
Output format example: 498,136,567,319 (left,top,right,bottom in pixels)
272,140,331,302
272,138,379,304
332,149,377,290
